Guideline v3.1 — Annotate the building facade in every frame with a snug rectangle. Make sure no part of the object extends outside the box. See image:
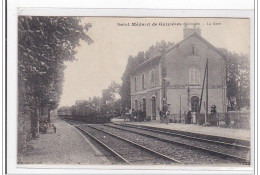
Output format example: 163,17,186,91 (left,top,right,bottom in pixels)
130,27,227,120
